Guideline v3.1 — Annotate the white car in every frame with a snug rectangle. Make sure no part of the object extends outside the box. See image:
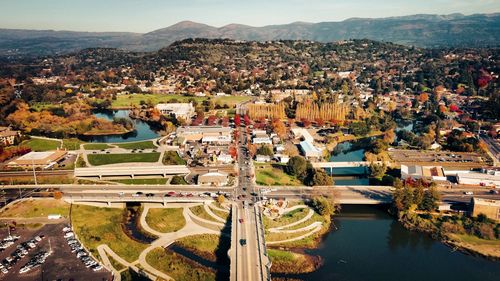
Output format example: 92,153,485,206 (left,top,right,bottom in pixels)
64,232,75,238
